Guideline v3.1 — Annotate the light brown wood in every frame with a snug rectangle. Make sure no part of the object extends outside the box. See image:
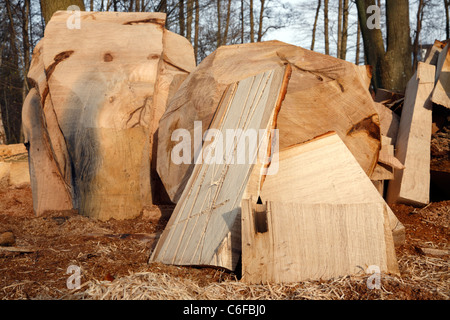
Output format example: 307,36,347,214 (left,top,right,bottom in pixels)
424,40,446,66
0,144,30,189
241,199,399,284
157,41,382,203
24,12,195,219
258,132,405,246
373,102,400,145
431,43,450,109
150,66,291,271
22,87,73,213
386,62,435,206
